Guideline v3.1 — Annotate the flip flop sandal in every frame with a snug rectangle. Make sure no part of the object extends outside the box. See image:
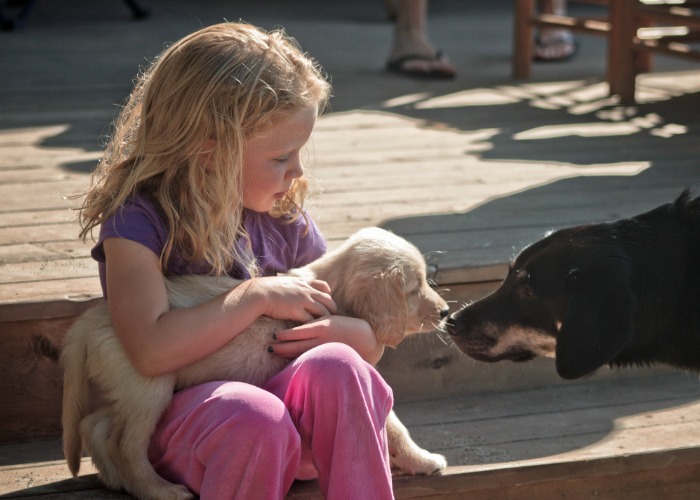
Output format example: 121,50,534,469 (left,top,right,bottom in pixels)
534,31,579,62
386,50,456,79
